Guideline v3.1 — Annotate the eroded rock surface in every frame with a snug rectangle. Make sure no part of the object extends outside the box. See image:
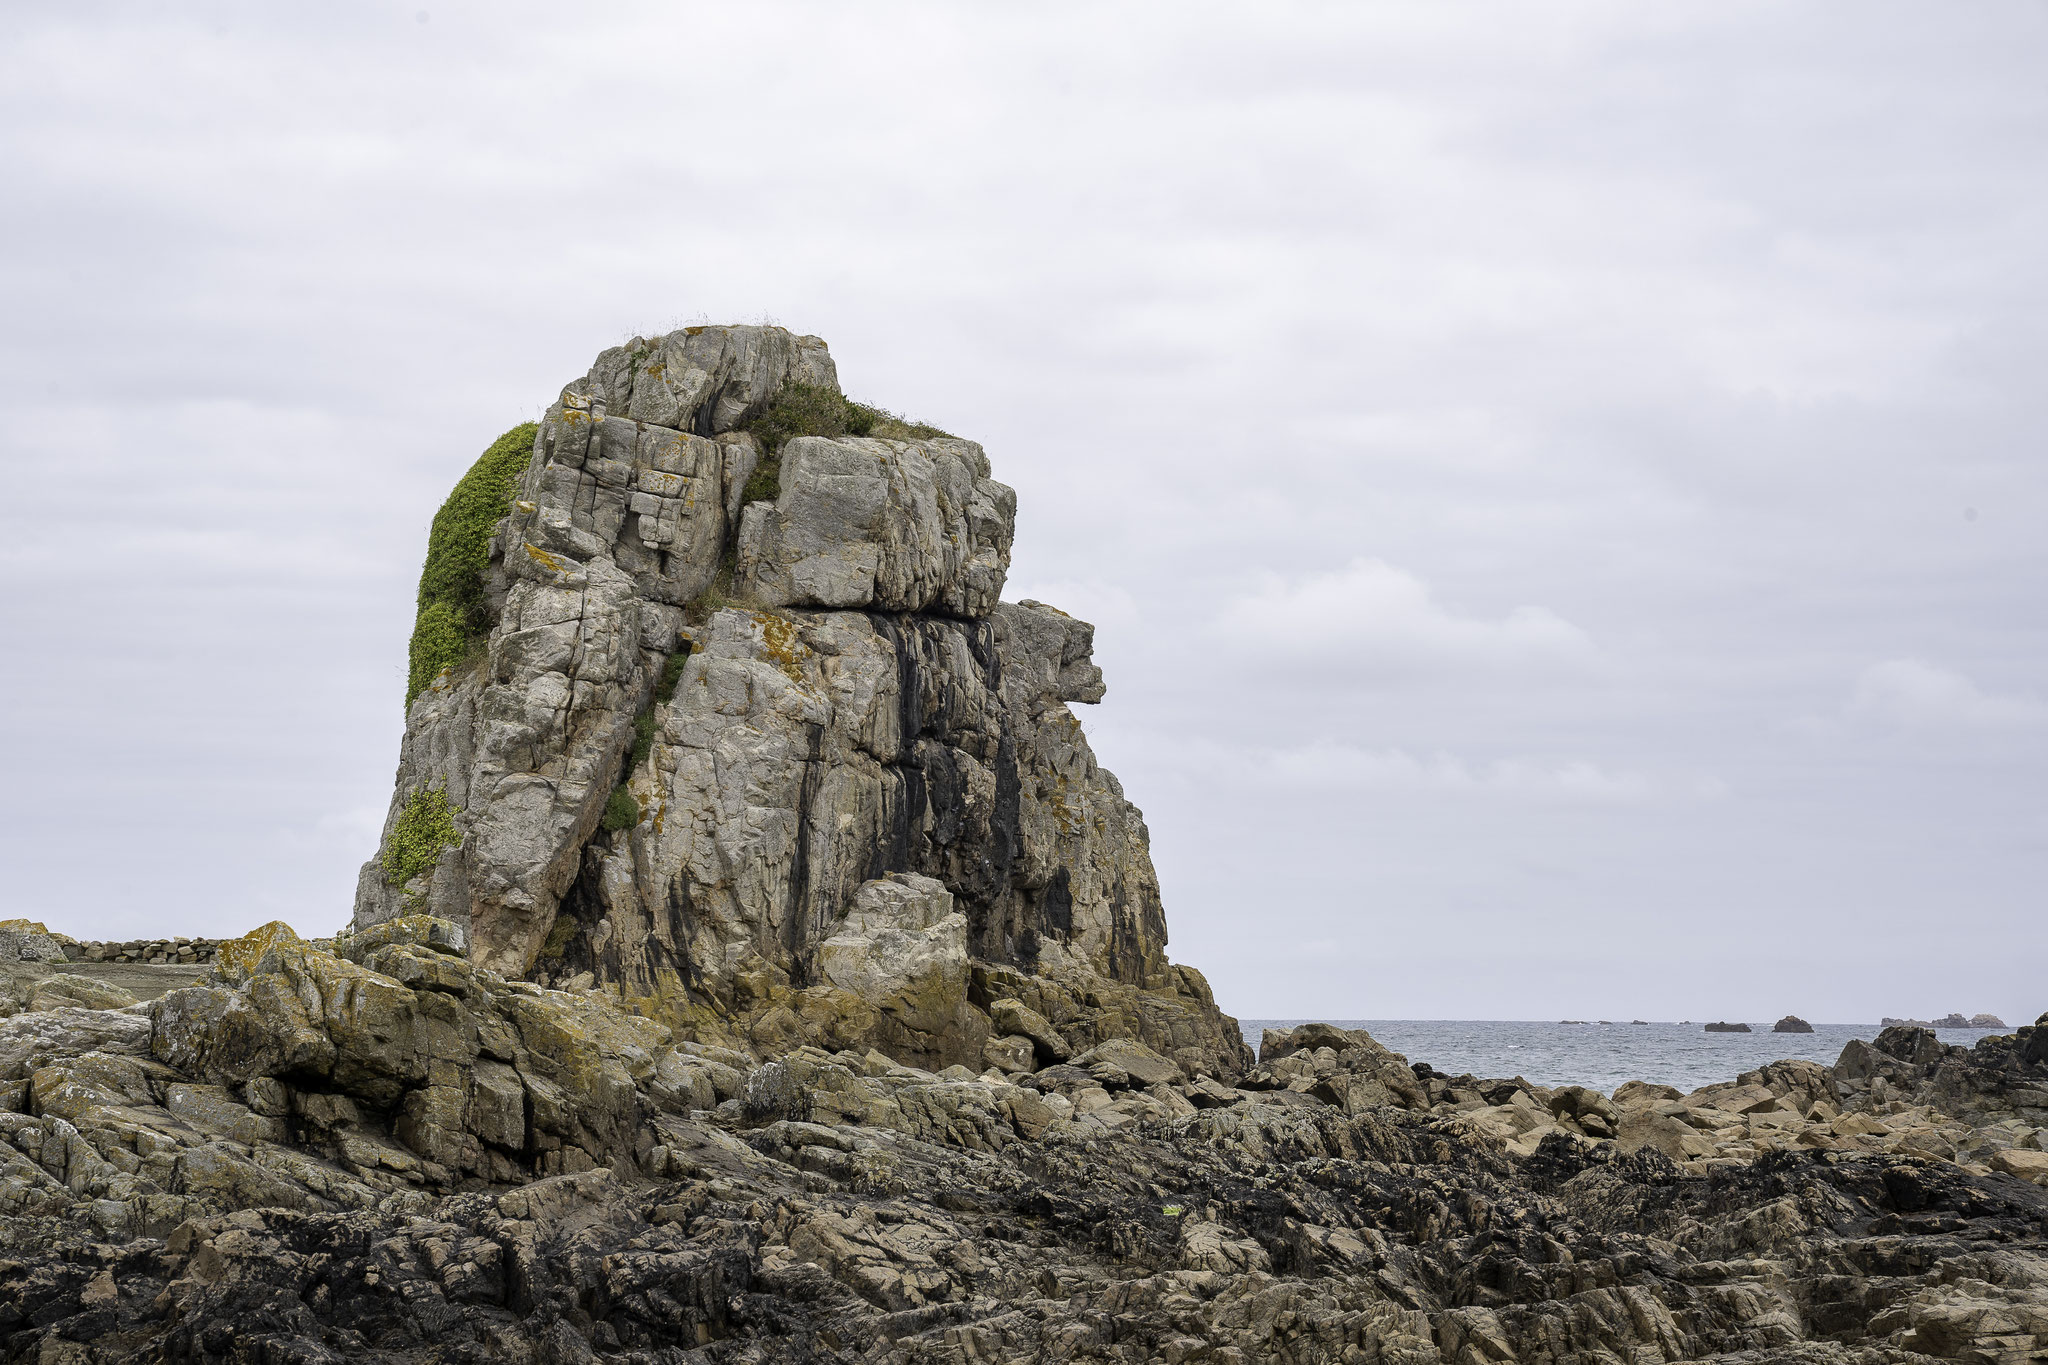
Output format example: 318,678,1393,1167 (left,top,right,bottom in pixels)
3,923,2047,1361
351,324,1241,1078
